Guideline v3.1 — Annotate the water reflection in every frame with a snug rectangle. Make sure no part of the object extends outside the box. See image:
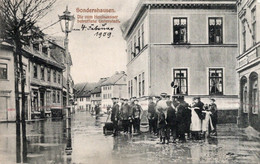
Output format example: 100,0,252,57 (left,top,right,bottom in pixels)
0,111,259,163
